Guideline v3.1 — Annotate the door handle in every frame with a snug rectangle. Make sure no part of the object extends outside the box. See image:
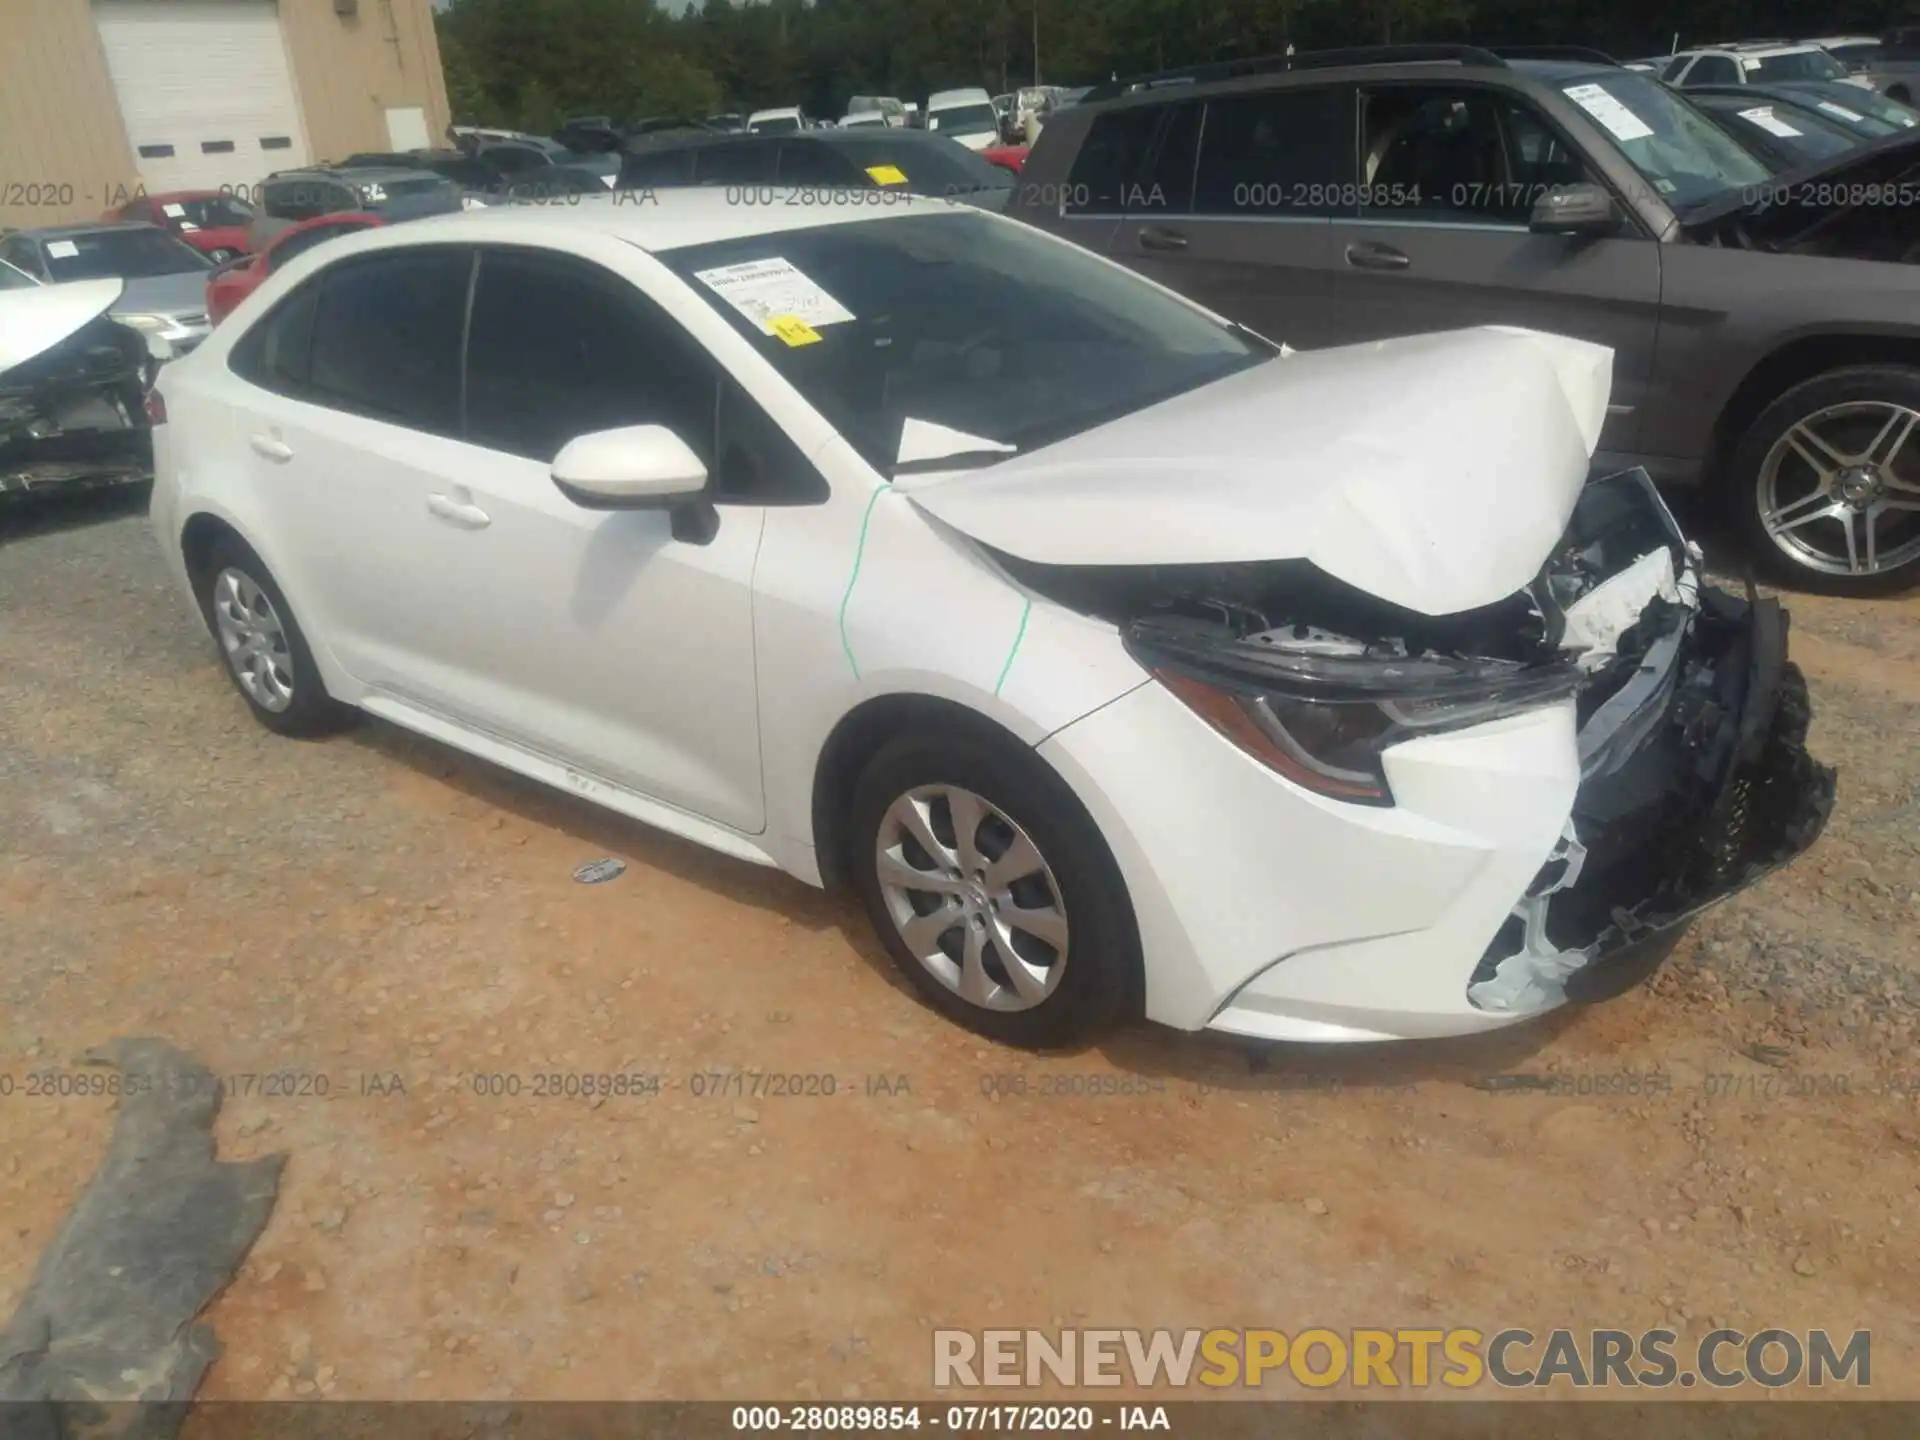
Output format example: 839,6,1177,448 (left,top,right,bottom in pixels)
1344,241,1411,272
426,493,491,529
1137,225,1189,252
249,433,293,462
